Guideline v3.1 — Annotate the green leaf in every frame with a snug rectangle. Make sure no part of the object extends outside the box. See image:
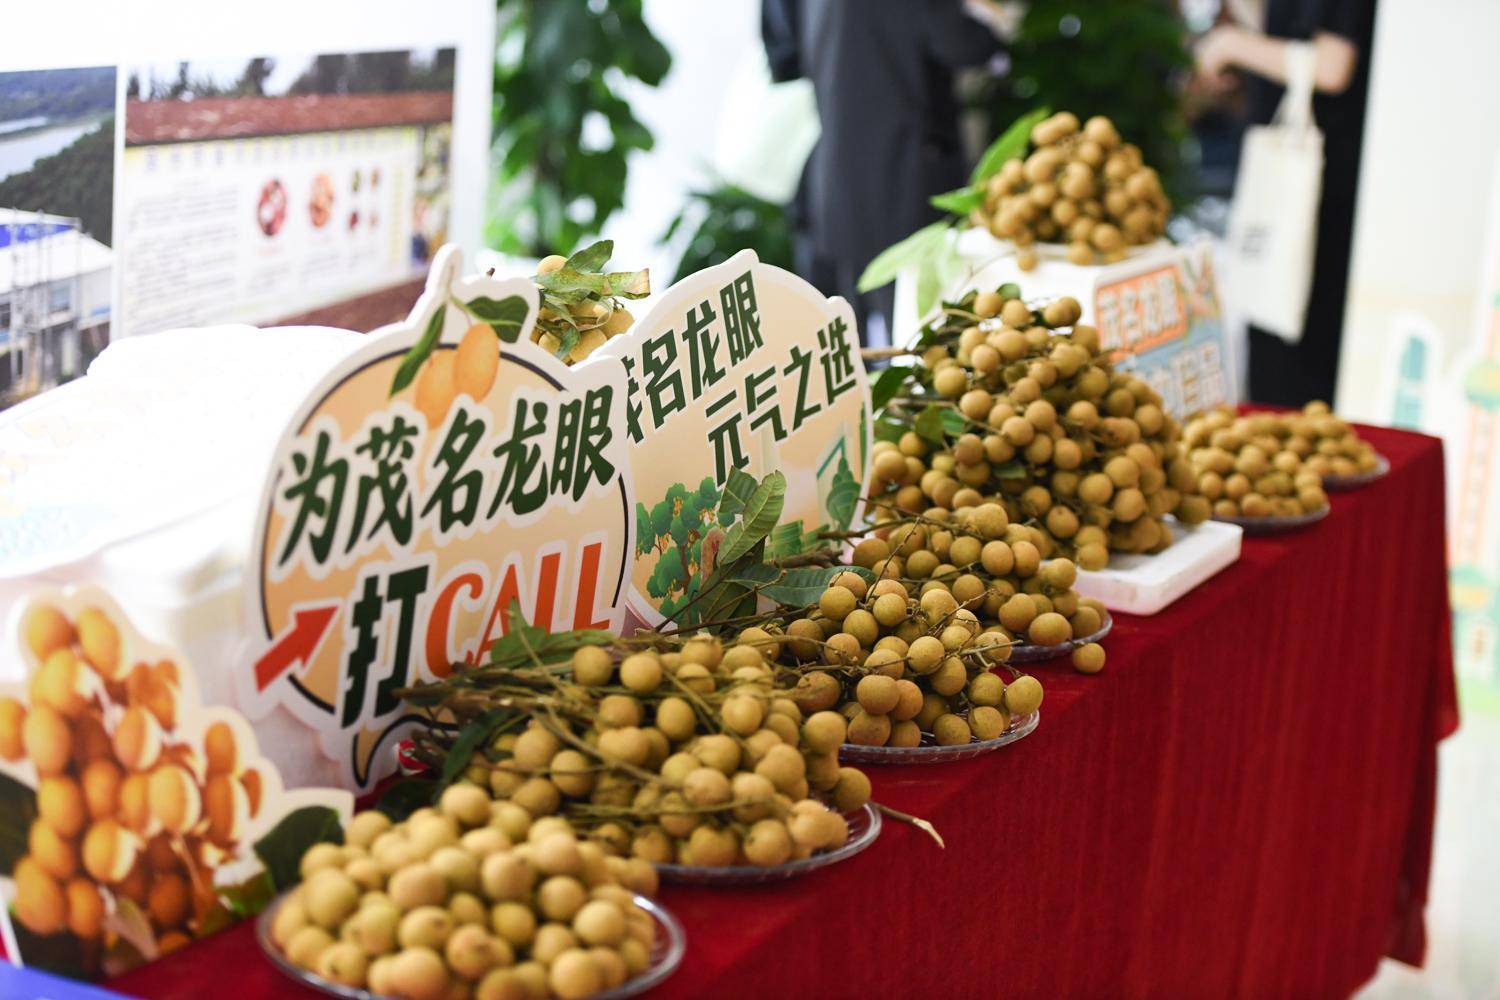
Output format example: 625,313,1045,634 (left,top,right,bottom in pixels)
460,294,530,344
375,779,440,821
563,239,613,273
870,364,914,412
941,410,969,436
826,461,861,529
441,710,507,785
767,520,807,558
220,871,277,919
390,306,446,396
998,282,1022,301
858,220,951,294
727,564,871,607
716,469,759,522
930,184,985,215
971,106,1051,184
874,417,906,443
995,460,1028,479
536,266,650,300
485,599,614,671
254,805,343,891
0,771,37,876
915,405,952,445
718,471,787,565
